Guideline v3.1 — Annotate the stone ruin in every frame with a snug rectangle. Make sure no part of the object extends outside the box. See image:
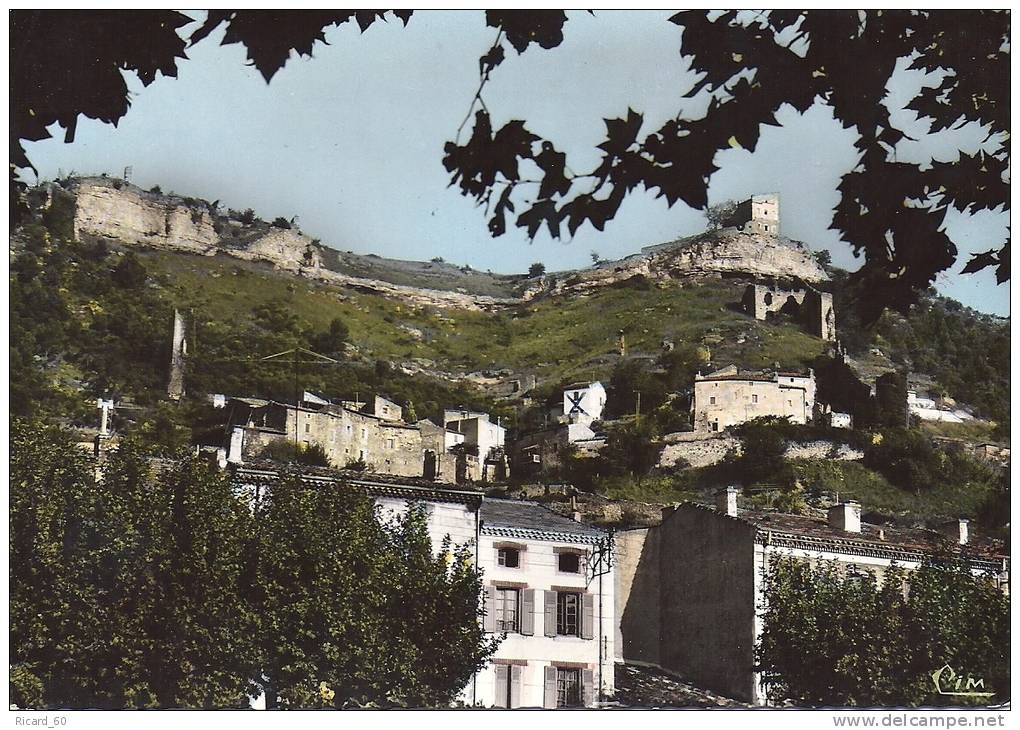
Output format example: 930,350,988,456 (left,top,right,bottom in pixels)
742,283,837,342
